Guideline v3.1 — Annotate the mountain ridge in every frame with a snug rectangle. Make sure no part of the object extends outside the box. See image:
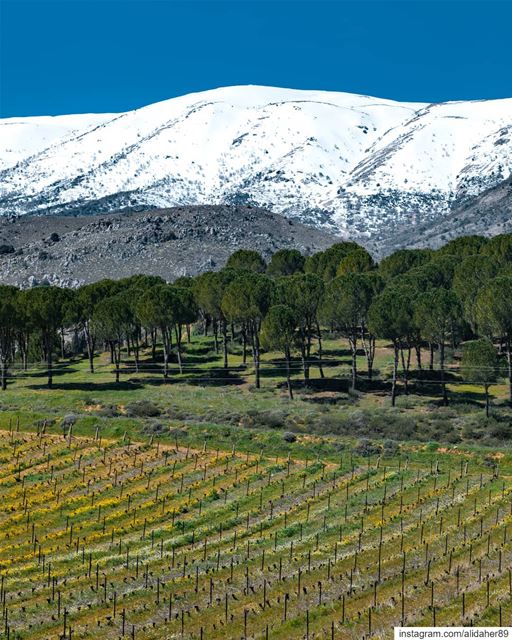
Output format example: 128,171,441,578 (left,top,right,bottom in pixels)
1,85,511,249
